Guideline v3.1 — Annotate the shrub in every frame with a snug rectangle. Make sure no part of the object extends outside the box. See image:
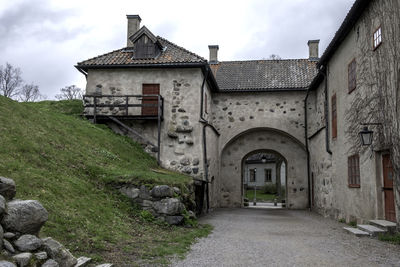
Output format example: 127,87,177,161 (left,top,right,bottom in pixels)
263,184,277,194
140,210,155,222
